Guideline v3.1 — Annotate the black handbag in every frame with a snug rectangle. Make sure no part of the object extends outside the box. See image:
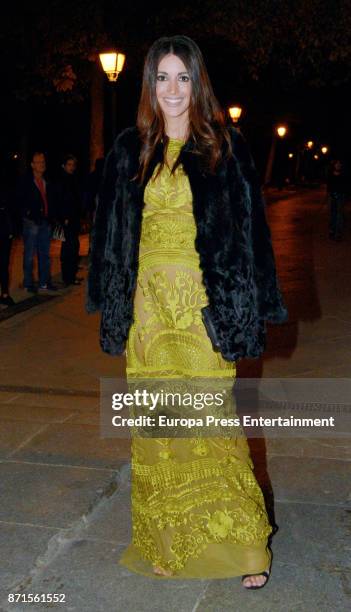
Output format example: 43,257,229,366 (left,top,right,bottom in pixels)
201,305,221,351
